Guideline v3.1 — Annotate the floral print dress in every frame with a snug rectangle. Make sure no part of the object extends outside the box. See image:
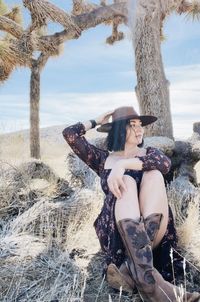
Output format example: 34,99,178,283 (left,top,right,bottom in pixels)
63,122,183,282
